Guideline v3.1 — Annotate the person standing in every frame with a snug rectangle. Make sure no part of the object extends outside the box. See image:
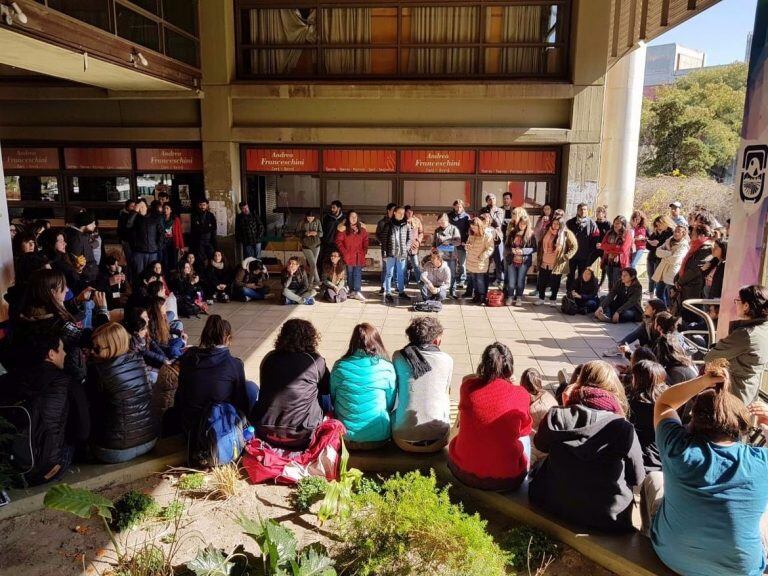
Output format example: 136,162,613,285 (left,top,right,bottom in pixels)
161,203,184,273
646,216,675,297
320,200,344,263
675,223,713,322
296,210,323,287
505,211,537,306
630,210,649,272
381,206,412,303
376,203,397,294
448,199,471,291
433,213,461,299
235,201,264,260
669,201,688,228
127,199,165,281
335,210,369,301
565,203,598,292
64,209,99,284
405,205,423,286
501,191,515,240
535,216,578,306
600,216,633,289
190,198,217,263
117,200,136,280
594,205,612,289
465,216,496,304
479,193,505,286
